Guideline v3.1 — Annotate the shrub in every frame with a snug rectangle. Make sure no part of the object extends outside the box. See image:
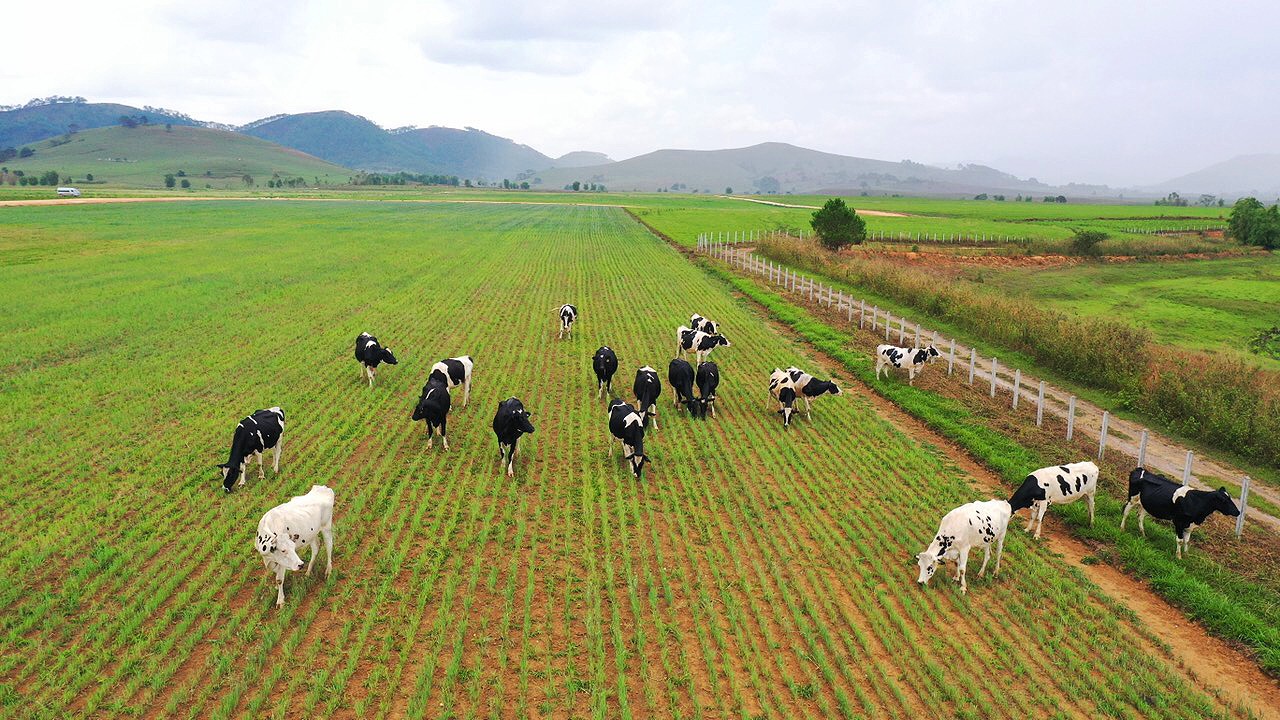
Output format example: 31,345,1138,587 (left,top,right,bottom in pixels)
810,198,867,250
1069,230,1108,256
1227,197,1280,250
